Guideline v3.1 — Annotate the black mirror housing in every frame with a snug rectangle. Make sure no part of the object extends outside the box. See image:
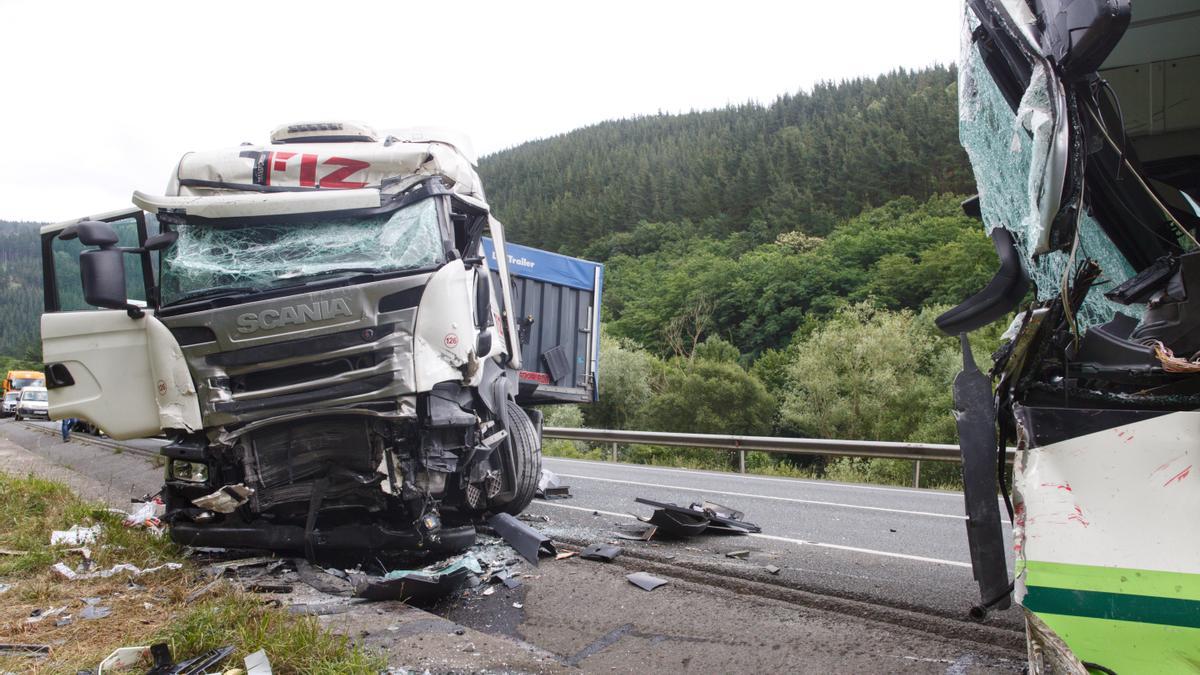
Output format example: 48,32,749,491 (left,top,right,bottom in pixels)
74,220,121,248
142,230,178,251
80,248,129,310
1035,0,1130,78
